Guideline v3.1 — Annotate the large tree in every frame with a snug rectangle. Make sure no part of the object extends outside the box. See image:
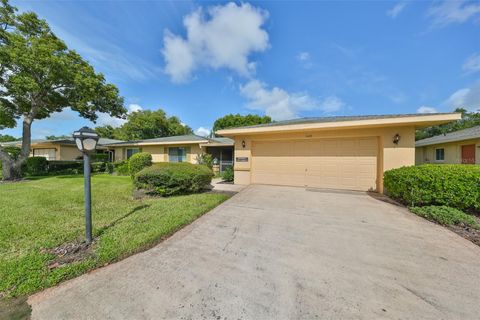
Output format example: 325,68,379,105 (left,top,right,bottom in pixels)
95,109,193,141
0,133,18,142
416,108,480,140
0,0,126,179
212,113,272,135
